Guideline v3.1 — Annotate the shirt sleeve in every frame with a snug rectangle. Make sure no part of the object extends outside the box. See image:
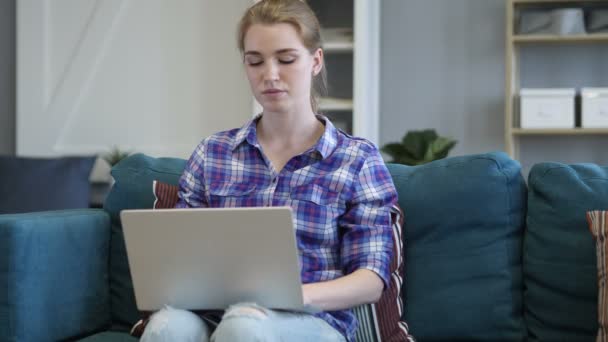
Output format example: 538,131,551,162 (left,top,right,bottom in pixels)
339,147,398,288
175,140,209,208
